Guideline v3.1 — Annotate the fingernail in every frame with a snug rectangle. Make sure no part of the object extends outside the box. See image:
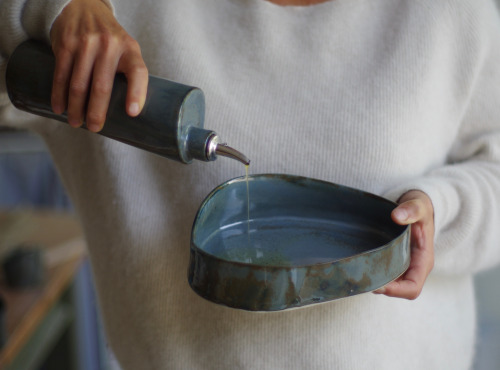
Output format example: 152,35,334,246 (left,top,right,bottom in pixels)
373,287,386,294
68,119,81,128
129,102,140,116
87,123,101,132
52,104,63,114
393,208,408,221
